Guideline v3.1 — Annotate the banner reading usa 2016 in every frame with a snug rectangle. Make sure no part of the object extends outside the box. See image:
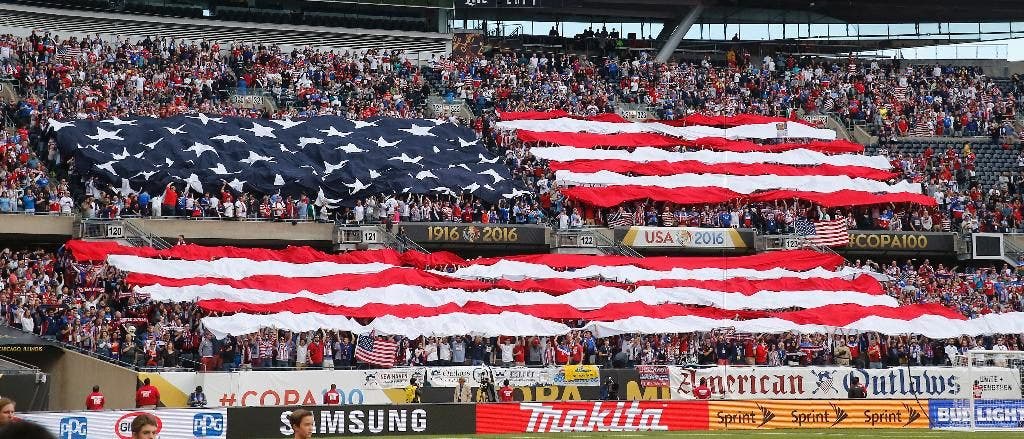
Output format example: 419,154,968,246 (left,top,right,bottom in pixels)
616,226,753,249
